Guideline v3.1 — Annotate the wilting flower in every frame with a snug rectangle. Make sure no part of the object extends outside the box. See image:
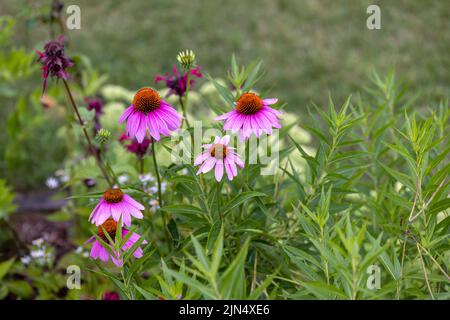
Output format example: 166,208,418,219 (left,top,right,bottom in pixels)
86,97,104,116
215,92,282,140
86,97,104,131
154,65,202,97
36,36,74,94
87,219,147,267
89,188,144,226
120,134,151,158
195,135,244,181
118,87,181,142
